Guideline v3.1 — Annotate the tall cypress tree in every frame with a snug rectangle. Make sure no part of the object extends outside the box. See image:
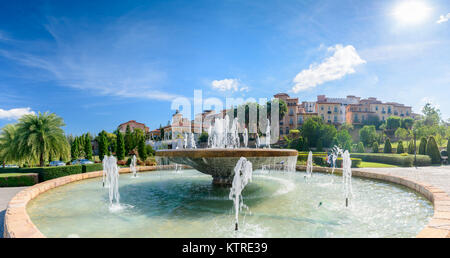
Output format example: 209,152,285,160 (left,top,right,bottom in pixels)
116,131,126,161
384,138,392,153
407,140,415,154
138,136,148,162
124,125,132,155
84,133,93,160
426,136,441,164
419,137,427,155
397,140,404,154
98,131,109,161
